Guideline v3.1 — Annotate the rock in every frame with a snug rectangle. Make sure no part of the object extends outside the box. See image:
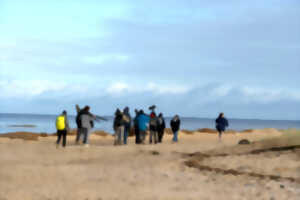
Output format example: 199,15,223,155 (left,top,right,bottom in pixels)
280,184,285,189
238,139,251,145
